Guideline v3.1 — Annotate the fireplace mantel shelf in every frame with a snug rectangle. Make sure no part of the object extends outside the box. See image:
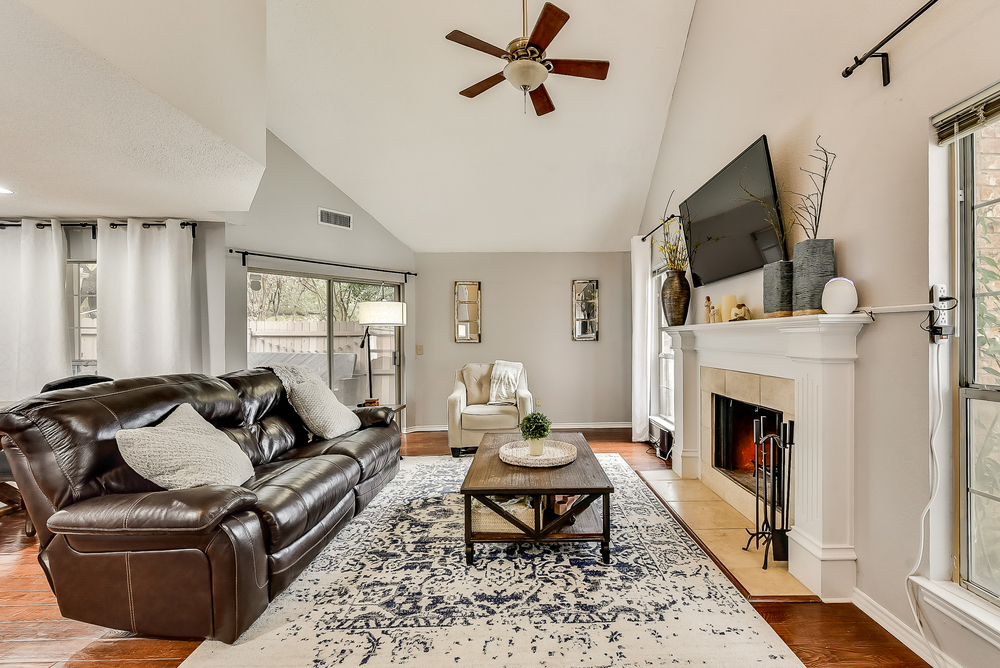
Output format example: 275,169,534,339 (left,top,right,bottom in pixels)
666,312,872,333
